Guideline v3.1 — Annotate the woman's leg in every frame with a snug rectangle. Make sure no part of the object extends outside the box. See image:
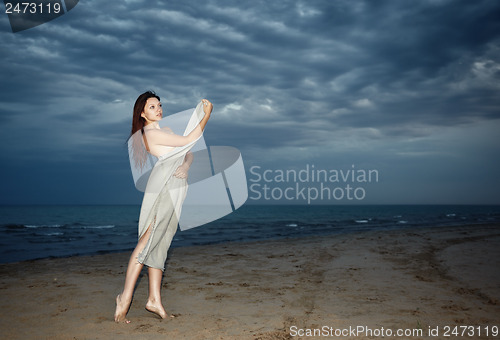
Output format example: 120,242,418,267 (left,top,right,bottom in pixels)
114,225,153,323
145,267,172,318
